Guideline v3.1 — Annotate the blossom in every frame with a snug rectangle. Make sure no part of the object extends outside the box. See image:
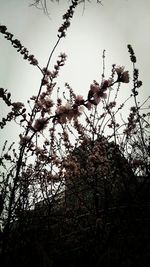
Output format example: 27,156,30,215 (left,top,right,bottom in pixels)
36,96,54,115
93,93,101,104
115,66,125,75
115,66,130,83
120,70,130,83
90,83,100,94
55,101,83,124
75,95,84,105
56,103,71,115
33,117,48,131
85,101,93,110
98,90,107,99
88,83,101,105
40,97,54,110
101,79,114,92
12,102,24,111
19,135,30,145
101,80,110,90
56,105,66,114
44,98,54,109
88,81,108,105
56,104,71,124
